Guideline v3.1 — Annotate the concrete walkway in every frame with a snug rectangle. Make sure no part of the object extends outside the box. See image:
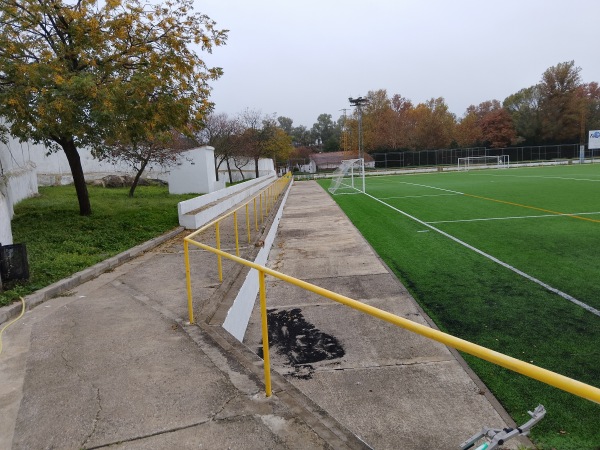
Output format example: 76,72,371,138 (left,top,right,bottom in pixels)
0,180,529,449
